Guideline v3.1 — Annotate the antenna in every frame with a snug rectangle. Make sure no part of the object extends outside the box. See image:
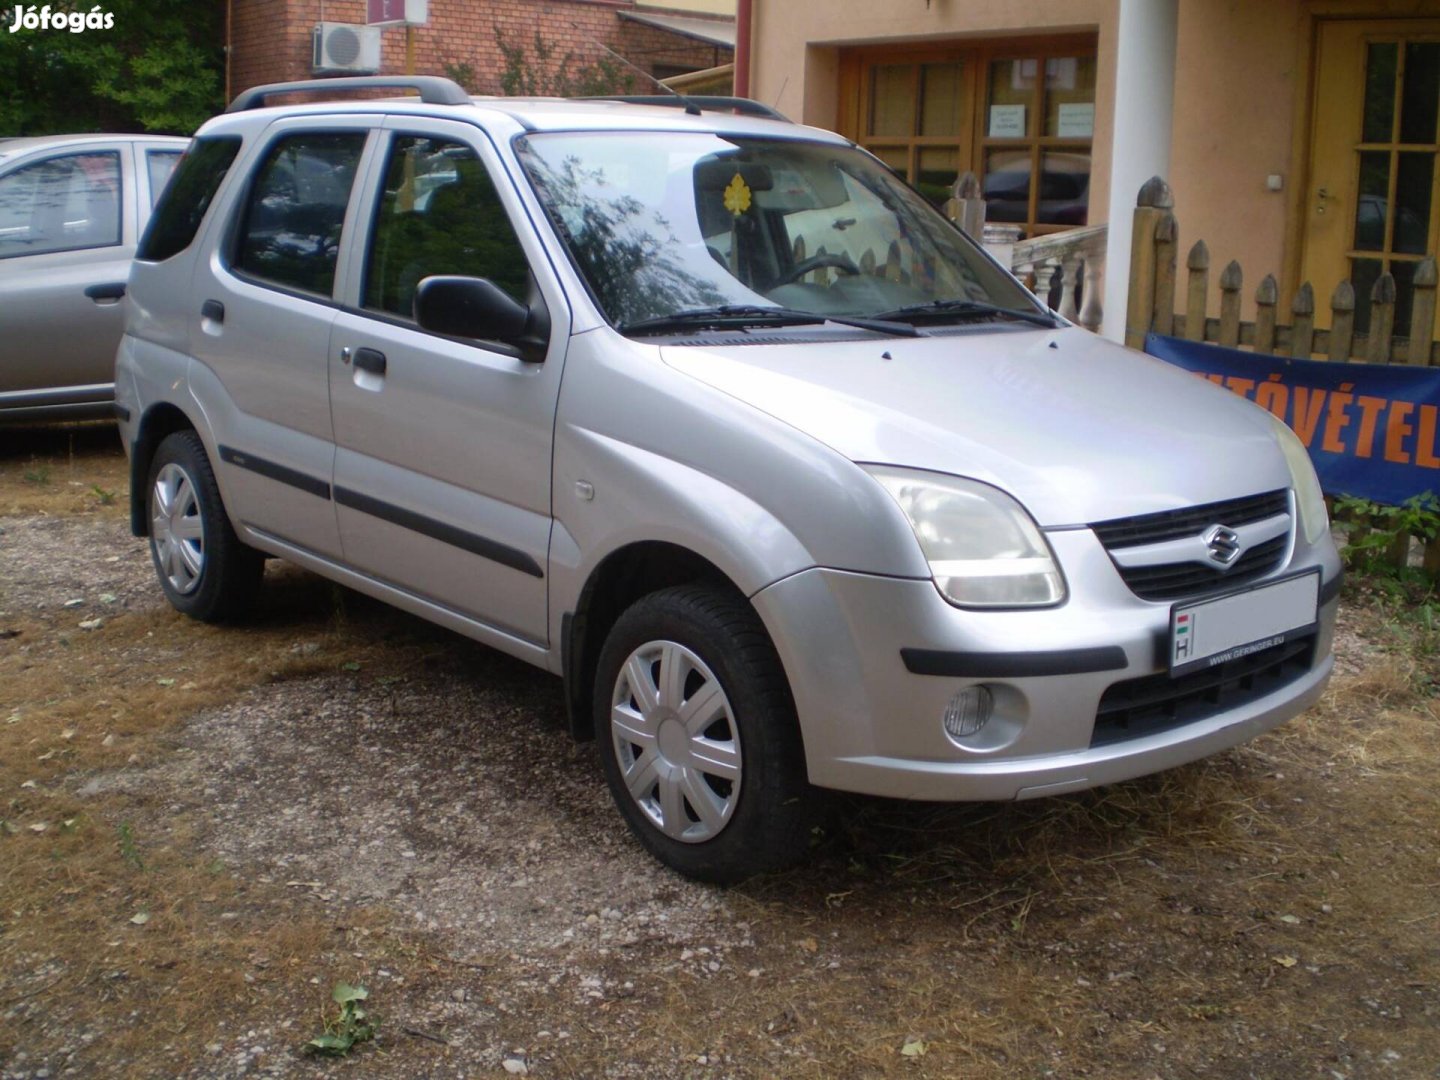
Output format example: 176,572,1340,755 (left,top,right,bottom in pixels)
772,76,789,112
570,24,703,116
